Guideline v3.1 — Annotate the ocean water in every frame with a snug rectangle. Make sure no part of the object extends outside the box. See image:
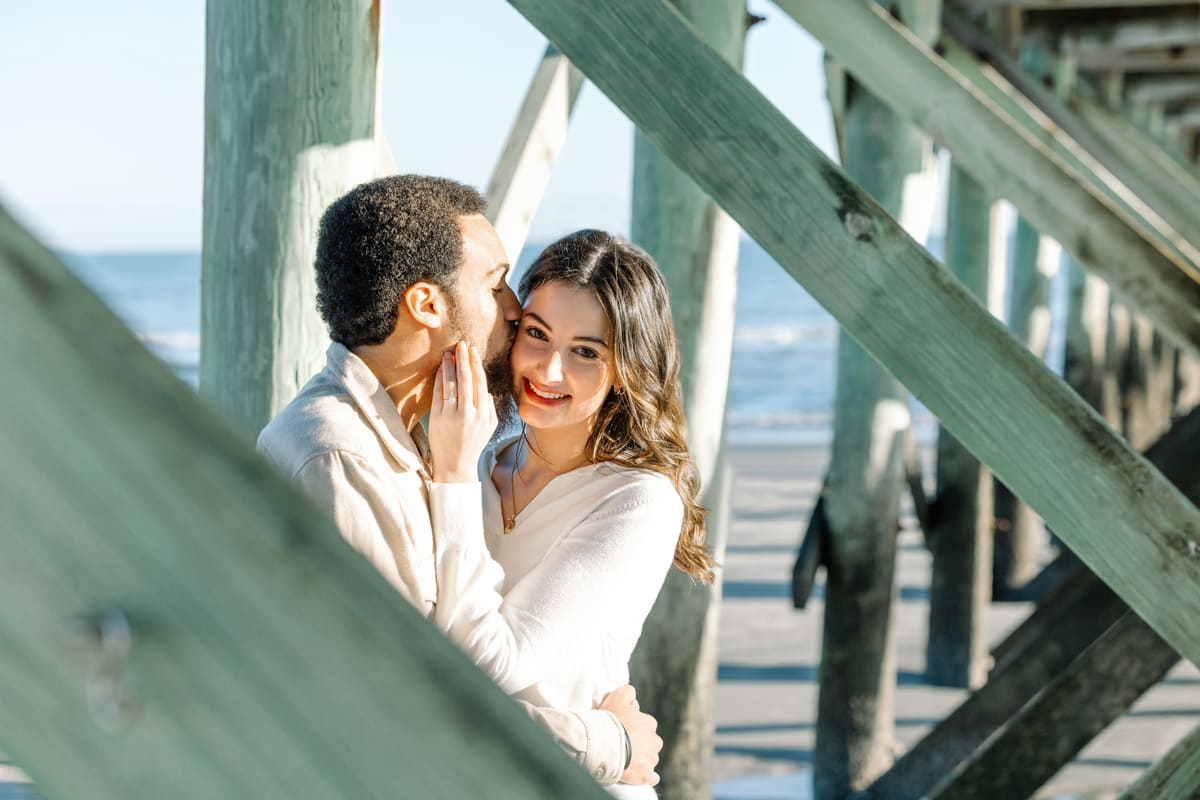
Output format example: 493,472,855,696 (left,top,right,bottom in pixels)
63,236,1065,446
